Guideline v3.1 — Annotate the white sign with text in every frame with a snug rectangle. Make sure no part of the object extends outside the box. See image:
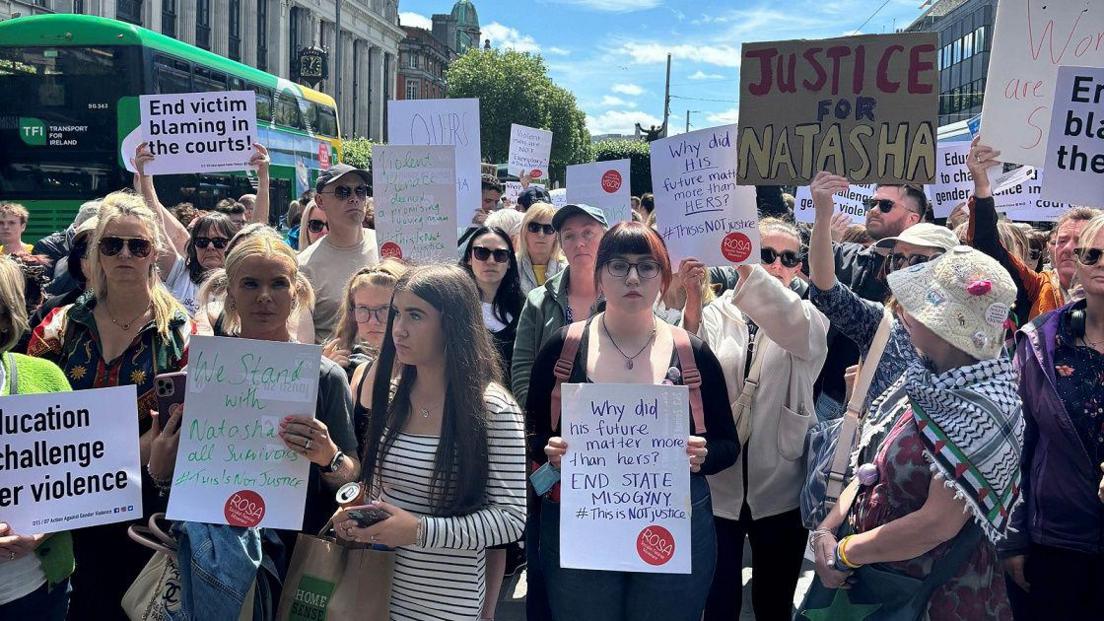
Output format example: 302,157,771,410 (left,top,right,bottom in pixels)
567,160,632,225
1042,65,1104,207
140,90,257,175
372,145,459,263
508,124,553,178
